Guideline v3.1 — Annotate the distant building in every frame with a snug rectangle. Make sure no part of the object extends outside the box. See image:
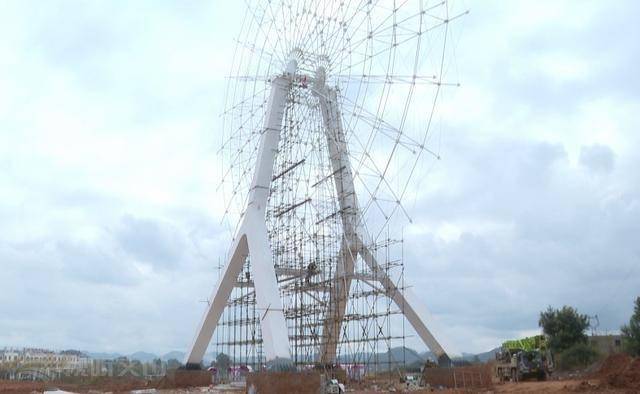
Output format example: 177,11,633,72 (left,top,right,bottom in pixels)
590,335,623,356
0,349,19,363
0,348,90,371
